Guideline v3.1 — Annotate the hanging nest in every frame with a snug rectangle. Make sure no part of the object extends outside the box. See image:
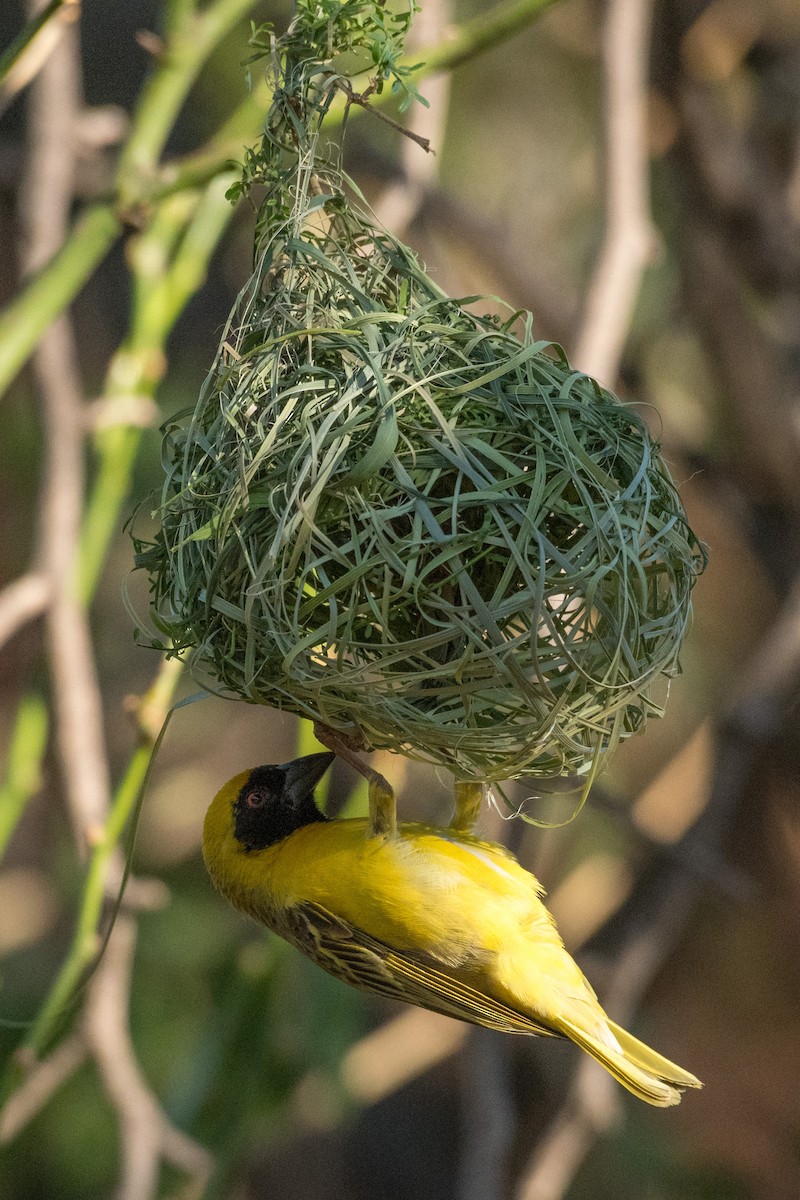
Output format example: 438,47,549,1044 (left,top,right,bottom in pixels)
134,3,704,782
